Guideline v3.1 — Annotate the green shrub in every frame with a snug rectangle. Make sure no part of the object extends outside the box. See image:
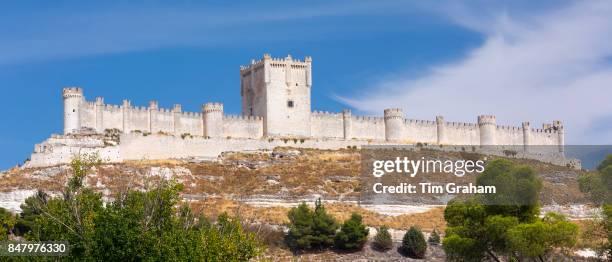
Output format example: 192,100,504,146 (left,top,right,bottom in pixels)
442,159,583,261
428,228,440,245
0,208,15,240
401,226,427,259
603,204,612,257
372,225,393,251
18,154,264,261
334,213,368,251
507,213,578,260
578,172,607,204
286,199,338,251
